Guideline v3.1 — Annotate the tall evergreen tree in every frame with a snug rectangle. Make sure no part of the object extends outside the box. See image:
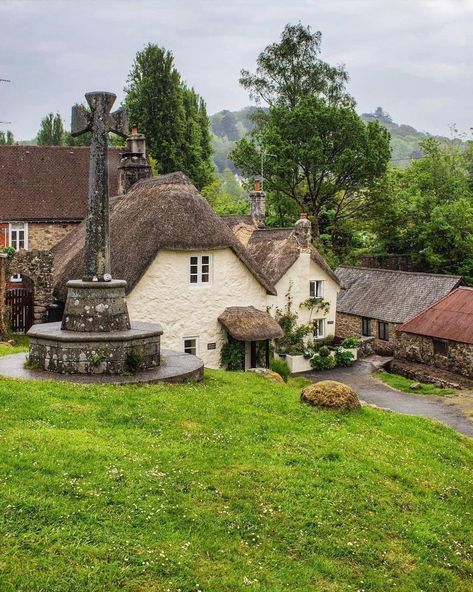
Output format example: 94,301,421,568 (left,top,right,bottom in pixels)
124,43,214,189
0,130,14,145
36,112,64,145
